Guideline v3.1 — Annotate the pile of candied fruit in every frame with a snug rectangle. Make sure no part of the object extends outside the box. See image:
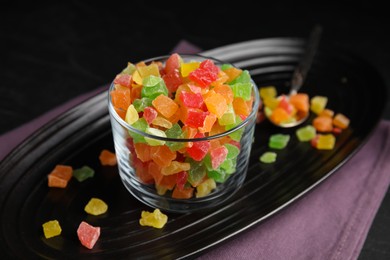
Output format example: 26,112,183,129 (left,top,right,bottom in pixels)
110,53,256,199
258,86,350,163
